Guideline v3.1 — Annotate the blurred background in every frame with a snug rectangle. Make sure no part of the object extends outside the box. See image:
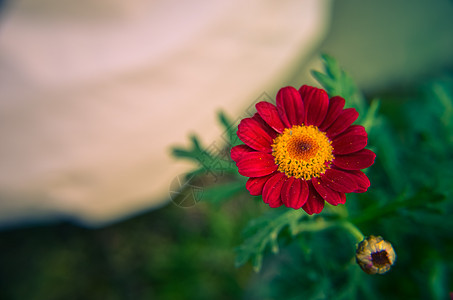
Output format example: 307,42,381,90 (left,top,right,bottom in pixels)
1,0,453,299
